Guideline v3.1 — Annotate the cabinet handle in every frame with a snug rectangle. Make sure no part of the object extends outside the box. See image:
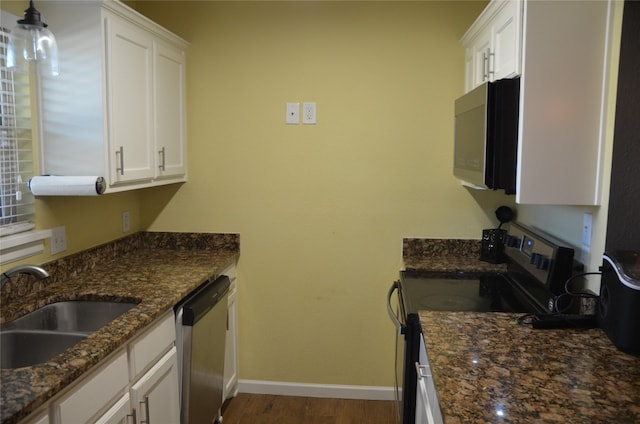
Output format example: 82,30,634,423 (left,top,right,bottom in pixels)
116,146,124,175
126,409,137,424
140,396,151,424
158,147,166,172
482,51,488,81
483,49,495,81
488,51,495,77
